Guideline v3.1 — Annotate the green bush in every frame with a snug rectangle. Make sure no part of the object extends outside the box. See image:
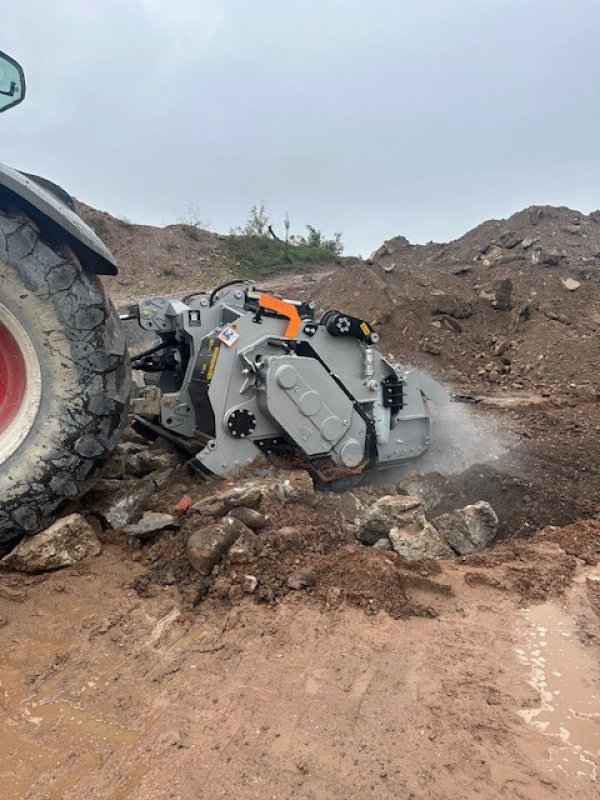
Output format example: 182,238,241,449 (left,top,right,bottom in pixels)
226,204,344,277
